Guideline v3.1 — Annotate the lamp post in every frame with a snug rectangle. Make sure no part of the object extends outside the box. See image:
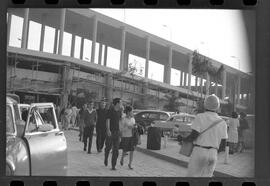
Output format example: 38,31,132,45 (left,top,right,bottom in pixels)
230,55,240,71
